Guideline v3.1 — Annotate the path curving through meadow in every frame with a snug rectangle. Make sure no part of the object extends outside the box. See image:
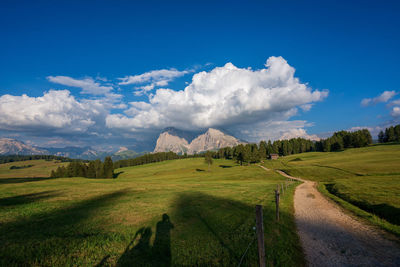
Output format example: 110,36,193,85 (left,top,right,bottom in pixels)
273,169,400,266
